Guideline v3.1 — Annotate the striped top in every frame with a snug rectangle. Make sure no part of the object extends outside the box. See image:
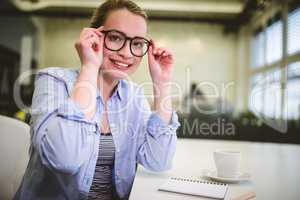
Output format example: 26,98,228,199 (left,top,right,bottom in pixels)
88,133,115,200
